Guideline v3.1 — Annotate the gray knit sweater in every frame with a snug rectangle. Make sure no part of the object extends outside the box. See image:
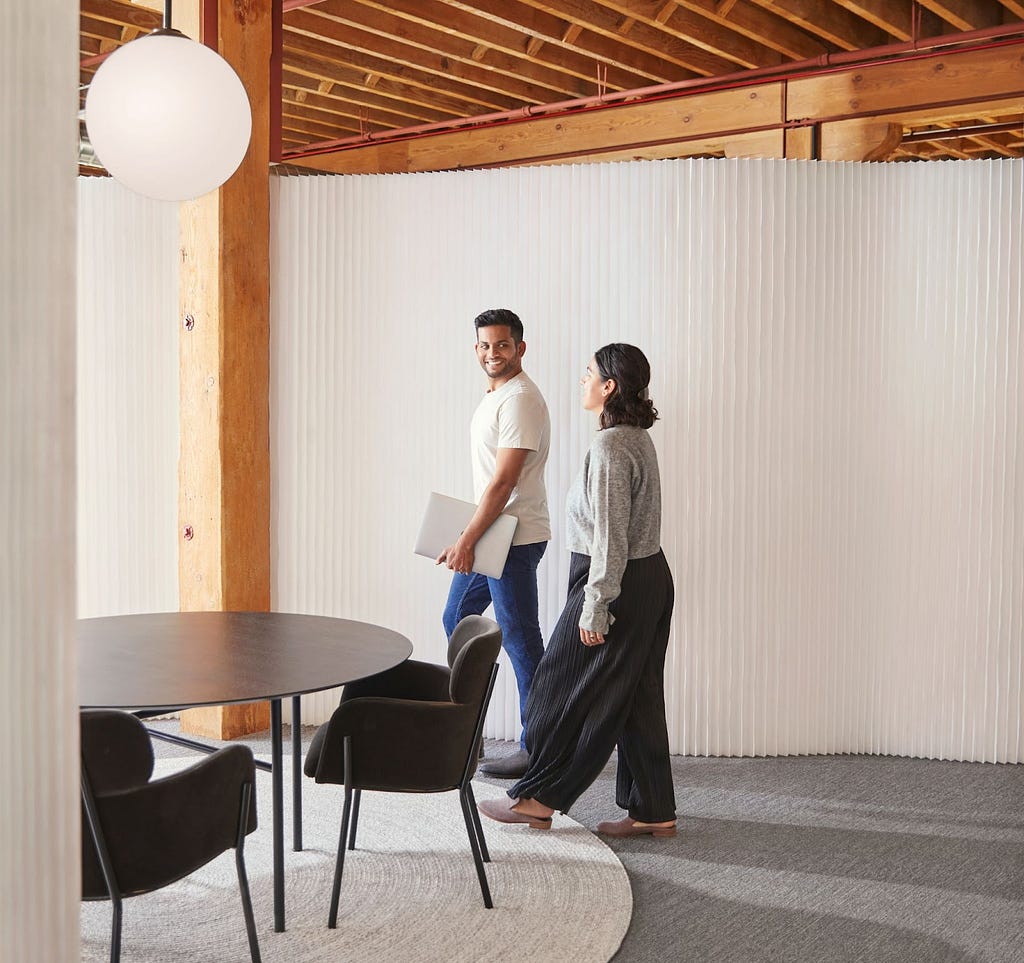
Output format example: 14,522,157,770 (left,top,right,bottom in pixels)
566,425,662,633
